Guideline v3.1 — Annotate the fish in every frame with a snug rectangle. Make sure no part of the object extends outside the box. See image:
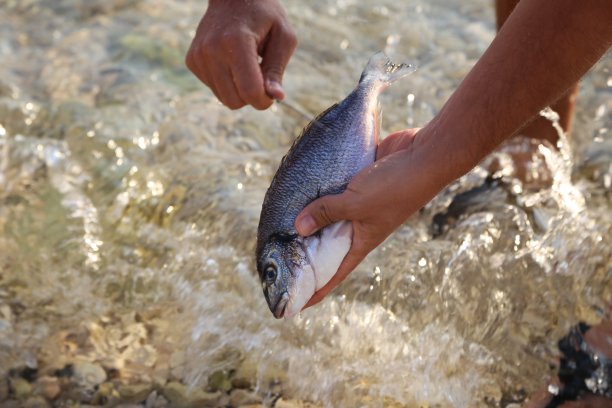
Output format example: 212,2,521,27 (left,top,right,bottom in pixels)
256,52,415,318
